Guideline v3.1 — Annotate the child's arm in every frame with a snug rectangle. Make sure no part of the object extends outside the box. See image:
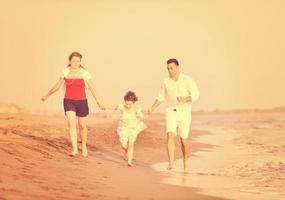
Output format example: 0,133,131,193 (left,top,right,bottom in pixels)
136,107,145,120
107,104,123,111
107,105,119,110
